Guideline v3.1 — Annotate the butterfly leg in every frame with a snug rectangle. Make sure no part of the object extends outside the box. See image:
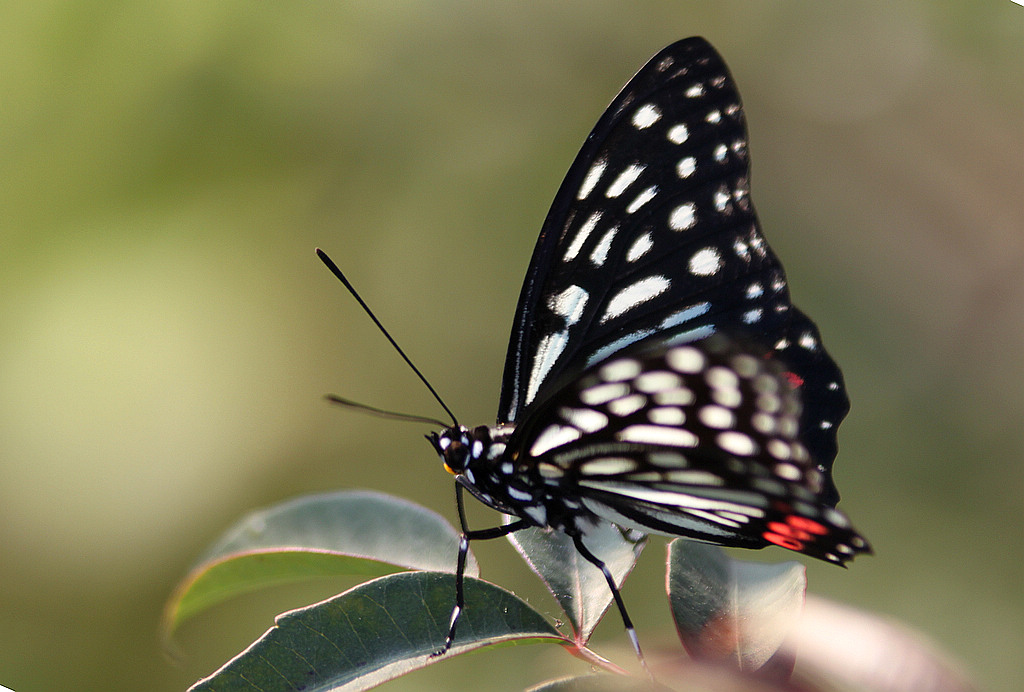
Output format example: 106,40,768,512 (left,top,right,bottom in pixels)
432,482,529,657
569,530,650,675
